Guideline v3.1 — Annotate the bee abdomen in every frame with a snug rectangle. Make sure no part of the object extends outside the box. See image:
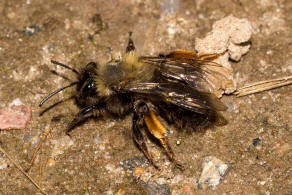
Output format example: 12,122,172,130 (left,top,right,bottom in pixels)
92,105,107,118
158,103,218,132
106,94,133,117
